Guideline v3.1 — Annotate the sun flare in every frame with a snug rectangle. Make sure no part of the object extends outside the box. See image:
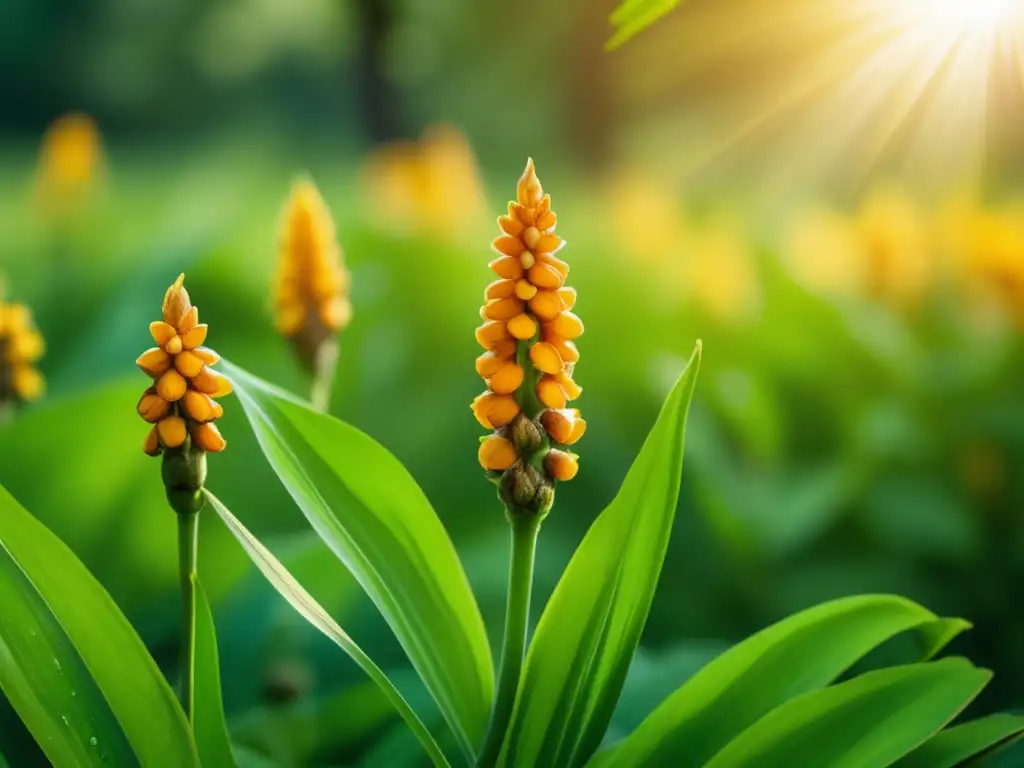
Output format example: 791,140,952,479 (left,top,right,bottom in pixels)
615,0,1024,196
919,0,1015,30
